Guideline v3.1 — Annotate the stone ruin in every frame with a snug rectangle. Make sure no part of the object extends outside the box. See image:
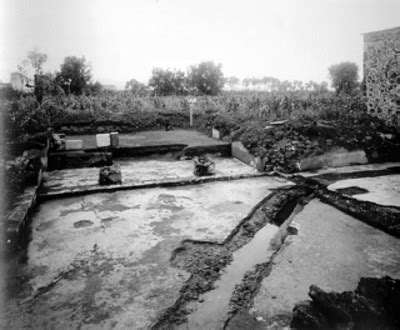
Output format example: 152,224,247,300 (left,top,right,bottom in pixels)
364,26,400,126
193,155,215,176
99,165,122,185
